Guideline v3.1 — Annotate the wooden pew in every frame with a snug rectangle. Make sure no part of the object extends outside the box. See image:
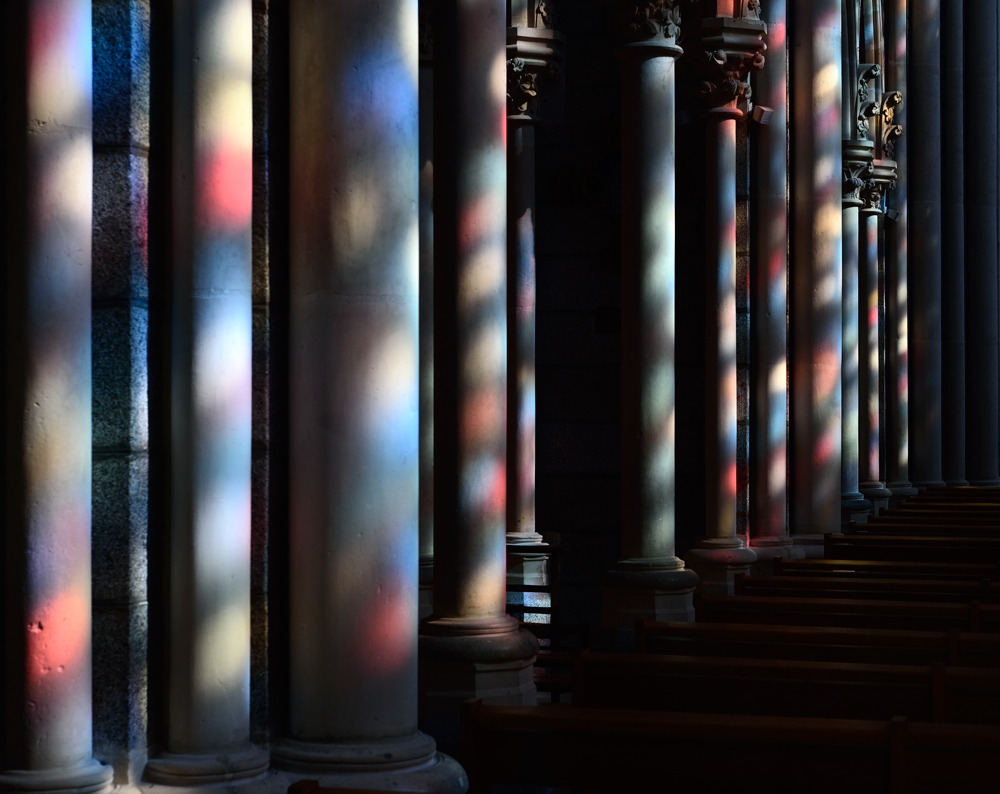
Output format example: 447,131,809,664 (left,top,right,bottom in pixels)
734,573,1000,603
569,650,1000,724
636,620,1000,667
695,593,1000,632
774,556,1000,581
855,517,1000,532
825,532,1000,563
460,700,1000,793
